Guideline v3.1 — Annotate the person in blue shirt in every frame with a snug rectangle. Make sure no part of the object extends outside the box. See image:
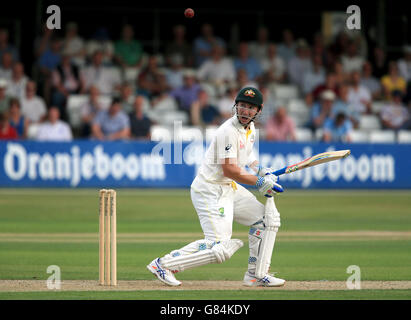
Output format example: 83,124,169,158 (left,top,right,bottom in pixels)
193,23,226,68
233,42,263,82
322,112,353,142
